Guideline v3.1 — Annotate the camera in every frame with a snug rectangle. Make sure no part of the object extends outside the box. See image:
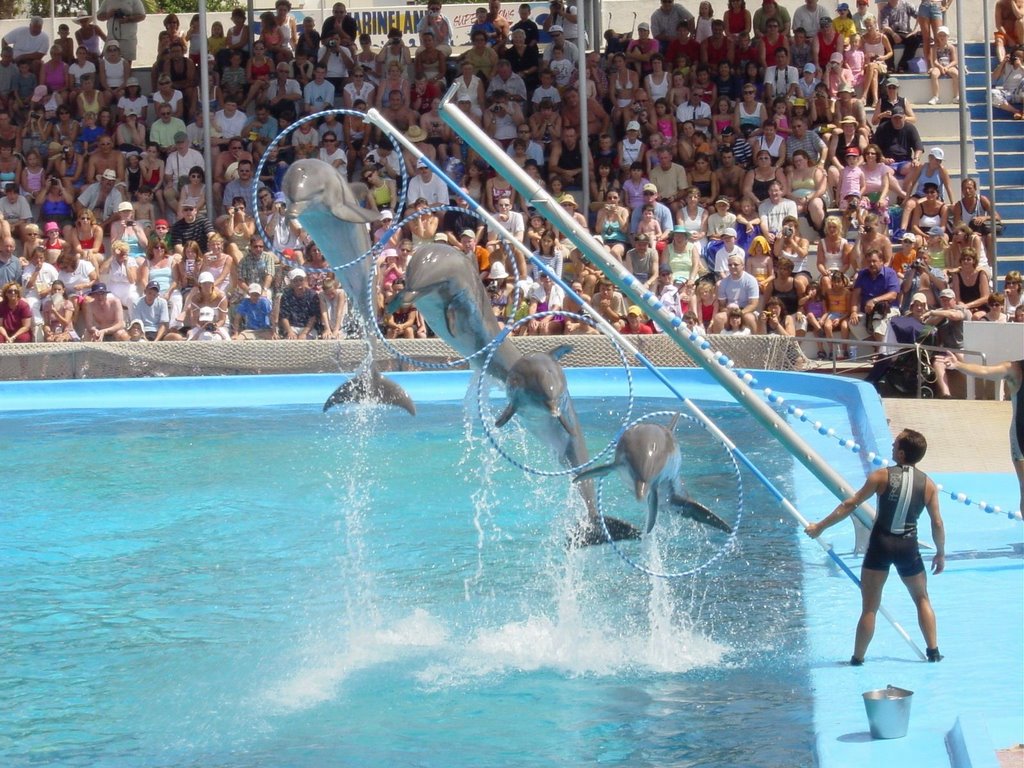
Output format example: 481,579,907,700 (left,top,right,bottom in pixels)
328,39,338,47
126,219,134,227
765,310,776,320
491,104,502,113
30,112,39,119
782,226,794,237
49,176,59,186
204,323,216,332
487,280,499,293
